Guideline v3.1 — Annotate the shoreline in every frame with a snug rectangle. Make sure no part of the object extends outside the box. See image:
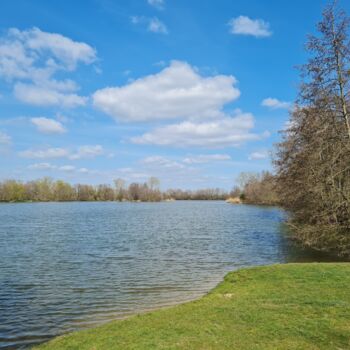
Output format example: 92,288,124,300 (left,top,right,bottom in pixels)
35,263,350,350
0,199,227,204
